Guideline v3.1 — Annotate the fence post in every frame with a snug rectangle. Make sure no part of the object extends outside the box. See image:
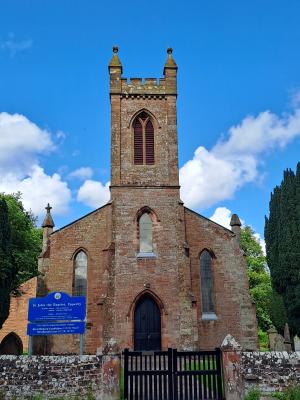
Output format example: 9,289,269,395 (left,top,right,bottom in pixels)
102,353,121,400
124,348,129,400
220,335,244,400
215,347,223,399
168,348,174,400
